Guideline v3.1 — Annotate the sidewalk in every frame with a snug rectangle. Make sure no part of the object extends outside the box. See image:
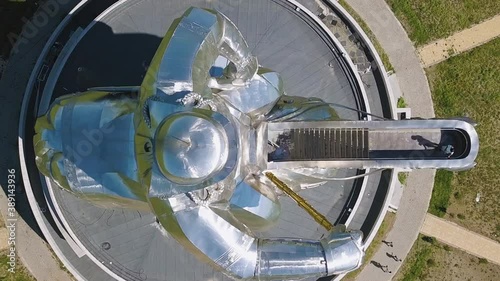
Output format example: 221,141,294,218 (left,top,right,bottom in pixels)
0,190,74,281
344,0,435,119
421,213,500,266
343,0,436,280
418,15,500,68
